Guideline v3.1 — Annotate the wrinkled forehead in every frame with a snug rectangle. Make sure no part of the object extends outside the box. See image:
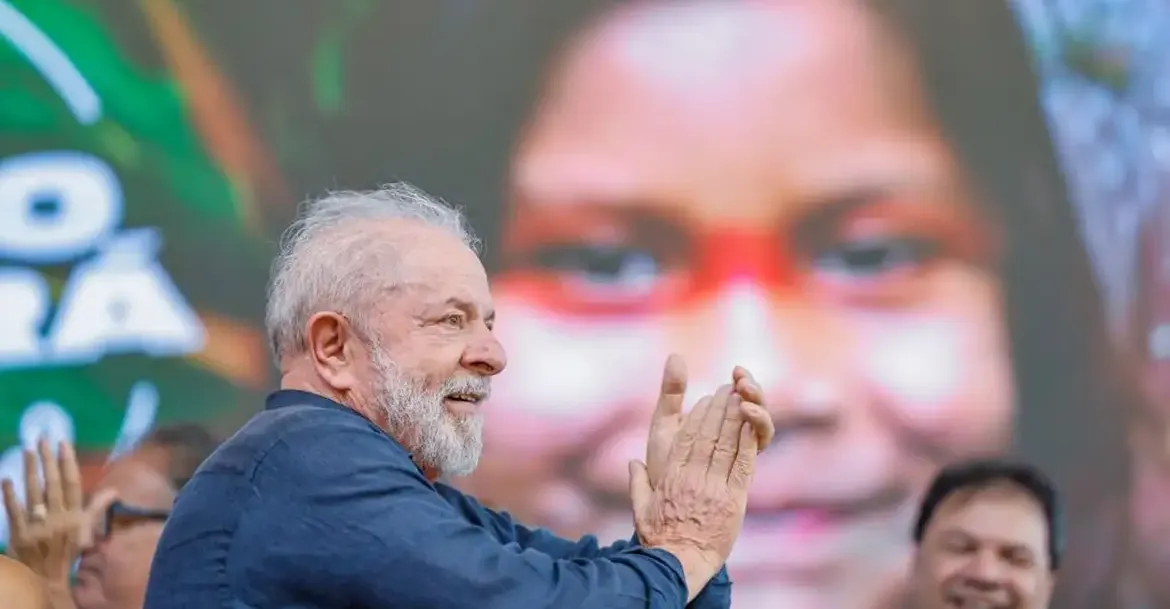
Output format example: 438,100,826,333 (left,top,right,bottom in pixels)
365,222,493,310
